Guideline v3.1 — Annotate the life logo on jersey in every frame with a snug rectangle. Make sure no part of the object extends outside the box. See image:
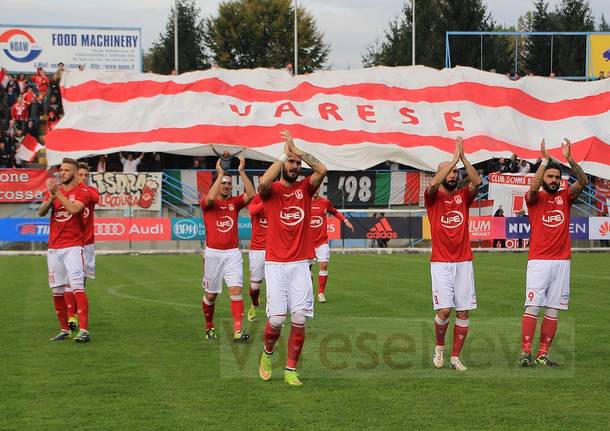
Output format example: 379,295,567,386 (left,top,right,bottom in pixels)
0,29,42,63
54,209,73,223
216,215,234,232
280,206,305,226
310,216,324,228
542,210,564,228
440,210,464,229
